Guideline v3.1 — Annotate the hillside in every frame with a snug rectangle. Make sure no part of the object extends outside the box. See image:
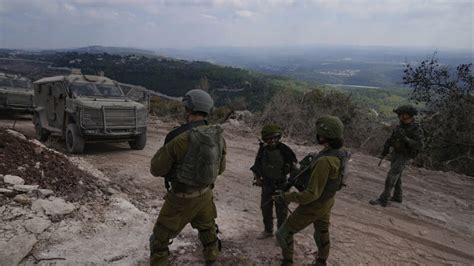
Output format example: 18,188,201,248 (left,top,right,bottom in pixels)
0,49,411,115
0,115,472,265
